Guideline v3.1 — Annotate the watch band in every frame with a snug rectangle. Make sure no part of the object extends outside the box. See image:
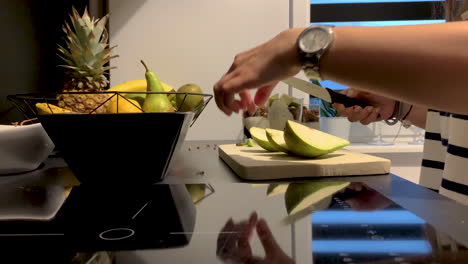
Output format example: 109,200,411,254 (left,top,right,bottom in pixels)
303,65,321,81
